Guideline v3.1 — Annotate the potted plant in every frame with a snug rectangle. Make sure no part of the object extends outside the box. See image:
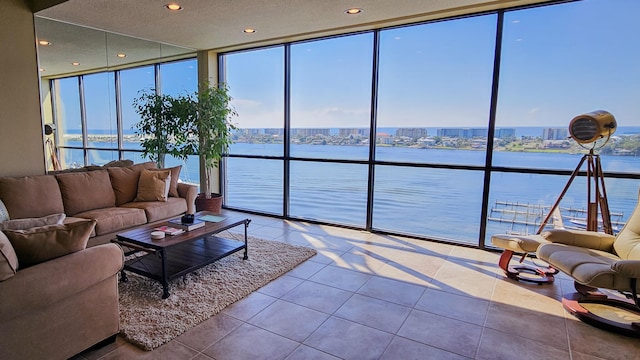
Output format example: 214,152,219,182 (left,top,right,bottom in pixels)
132,89,191,168
183,82,237,213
